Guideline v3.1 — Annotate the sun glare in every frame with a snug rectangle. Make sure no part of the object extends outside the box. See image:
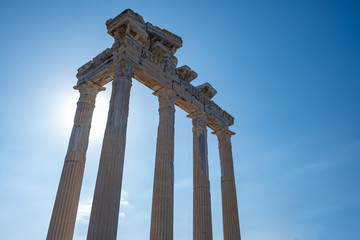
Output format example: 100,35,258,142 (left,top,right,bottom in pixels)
89,94,109,141
56,93,77,135
55,91,109,141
